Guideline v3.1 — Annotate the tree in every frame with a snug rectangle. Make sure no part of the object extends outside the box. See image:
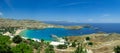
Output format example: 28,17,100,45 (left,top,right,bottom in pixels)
88,42,93,46
49,45,54,49
12,35,22,44
32,42,41,49
45,45,55,53
85,37,90,41
0,36,12,53
0,35,11,44
26,39,41,53
63,37,68,41
11,43,33,53
71,42,77,47
74,46,87,53
0,44,12,53
114,46,120,53
57,44,67,49
41,39,44,43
